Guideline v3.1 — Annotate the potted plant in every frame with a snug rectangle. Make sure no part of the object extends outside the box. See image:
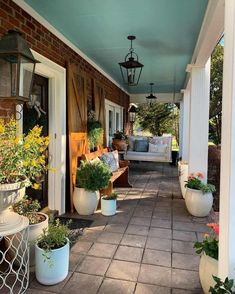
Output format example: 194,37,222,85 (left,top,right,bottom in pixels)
194,223,219,294
73,160,112,215
87,110,104,151
0,118,49,232
101,192,118,216
112,130,127,151
12,196,48,267
35,219,70,285
209,276,234,293
184,172,216,217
